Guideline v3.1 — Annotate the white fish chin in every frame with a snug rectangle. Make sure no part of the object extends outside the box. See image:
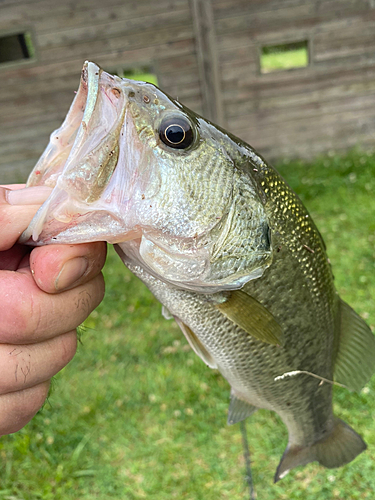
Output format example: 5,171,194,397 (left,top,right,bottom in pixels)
116,236,269,294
